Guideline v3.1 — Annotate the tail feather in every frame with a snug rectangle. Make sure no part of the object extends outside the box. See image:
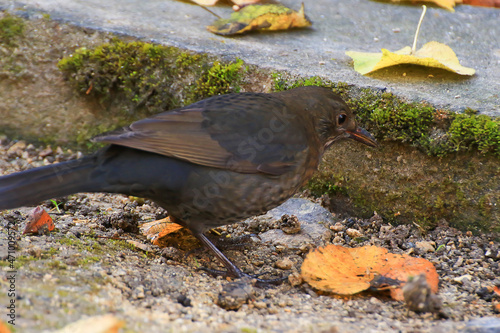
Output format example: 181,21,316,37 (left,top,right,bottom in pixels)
0,156,100,210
